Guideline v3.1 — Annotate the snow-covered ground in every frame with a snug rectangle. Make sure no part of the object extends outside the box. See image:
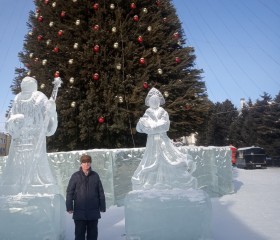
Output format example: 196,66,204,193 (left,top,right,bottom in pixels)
65,167,280,240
